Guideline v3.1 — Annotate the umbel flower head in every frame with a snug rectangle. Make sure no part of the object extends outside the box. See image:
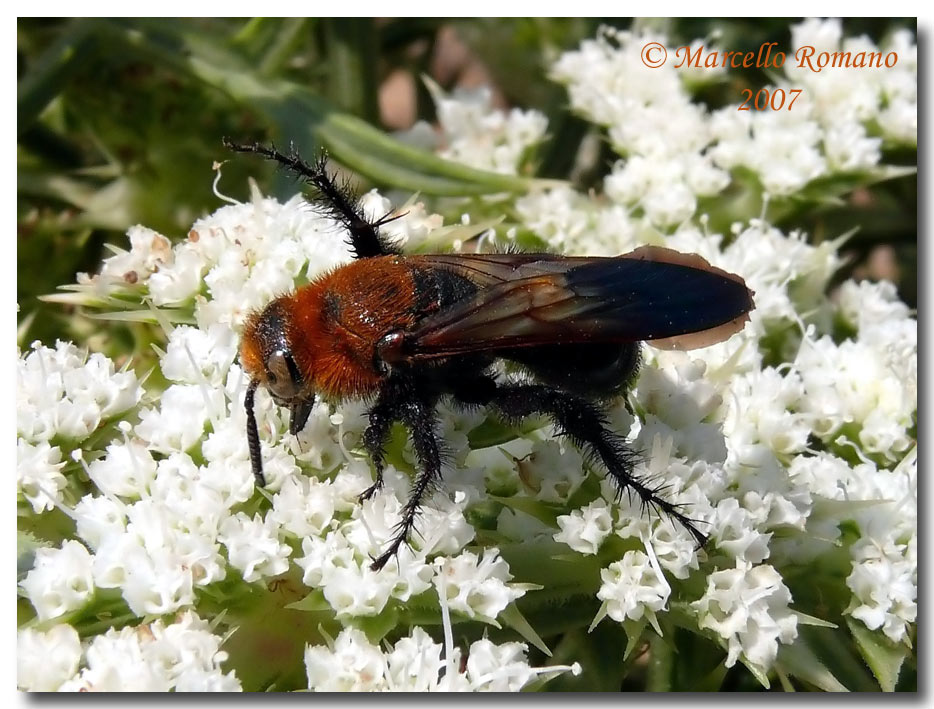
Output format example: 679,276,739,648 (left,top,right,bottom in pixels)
18,18,915,692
